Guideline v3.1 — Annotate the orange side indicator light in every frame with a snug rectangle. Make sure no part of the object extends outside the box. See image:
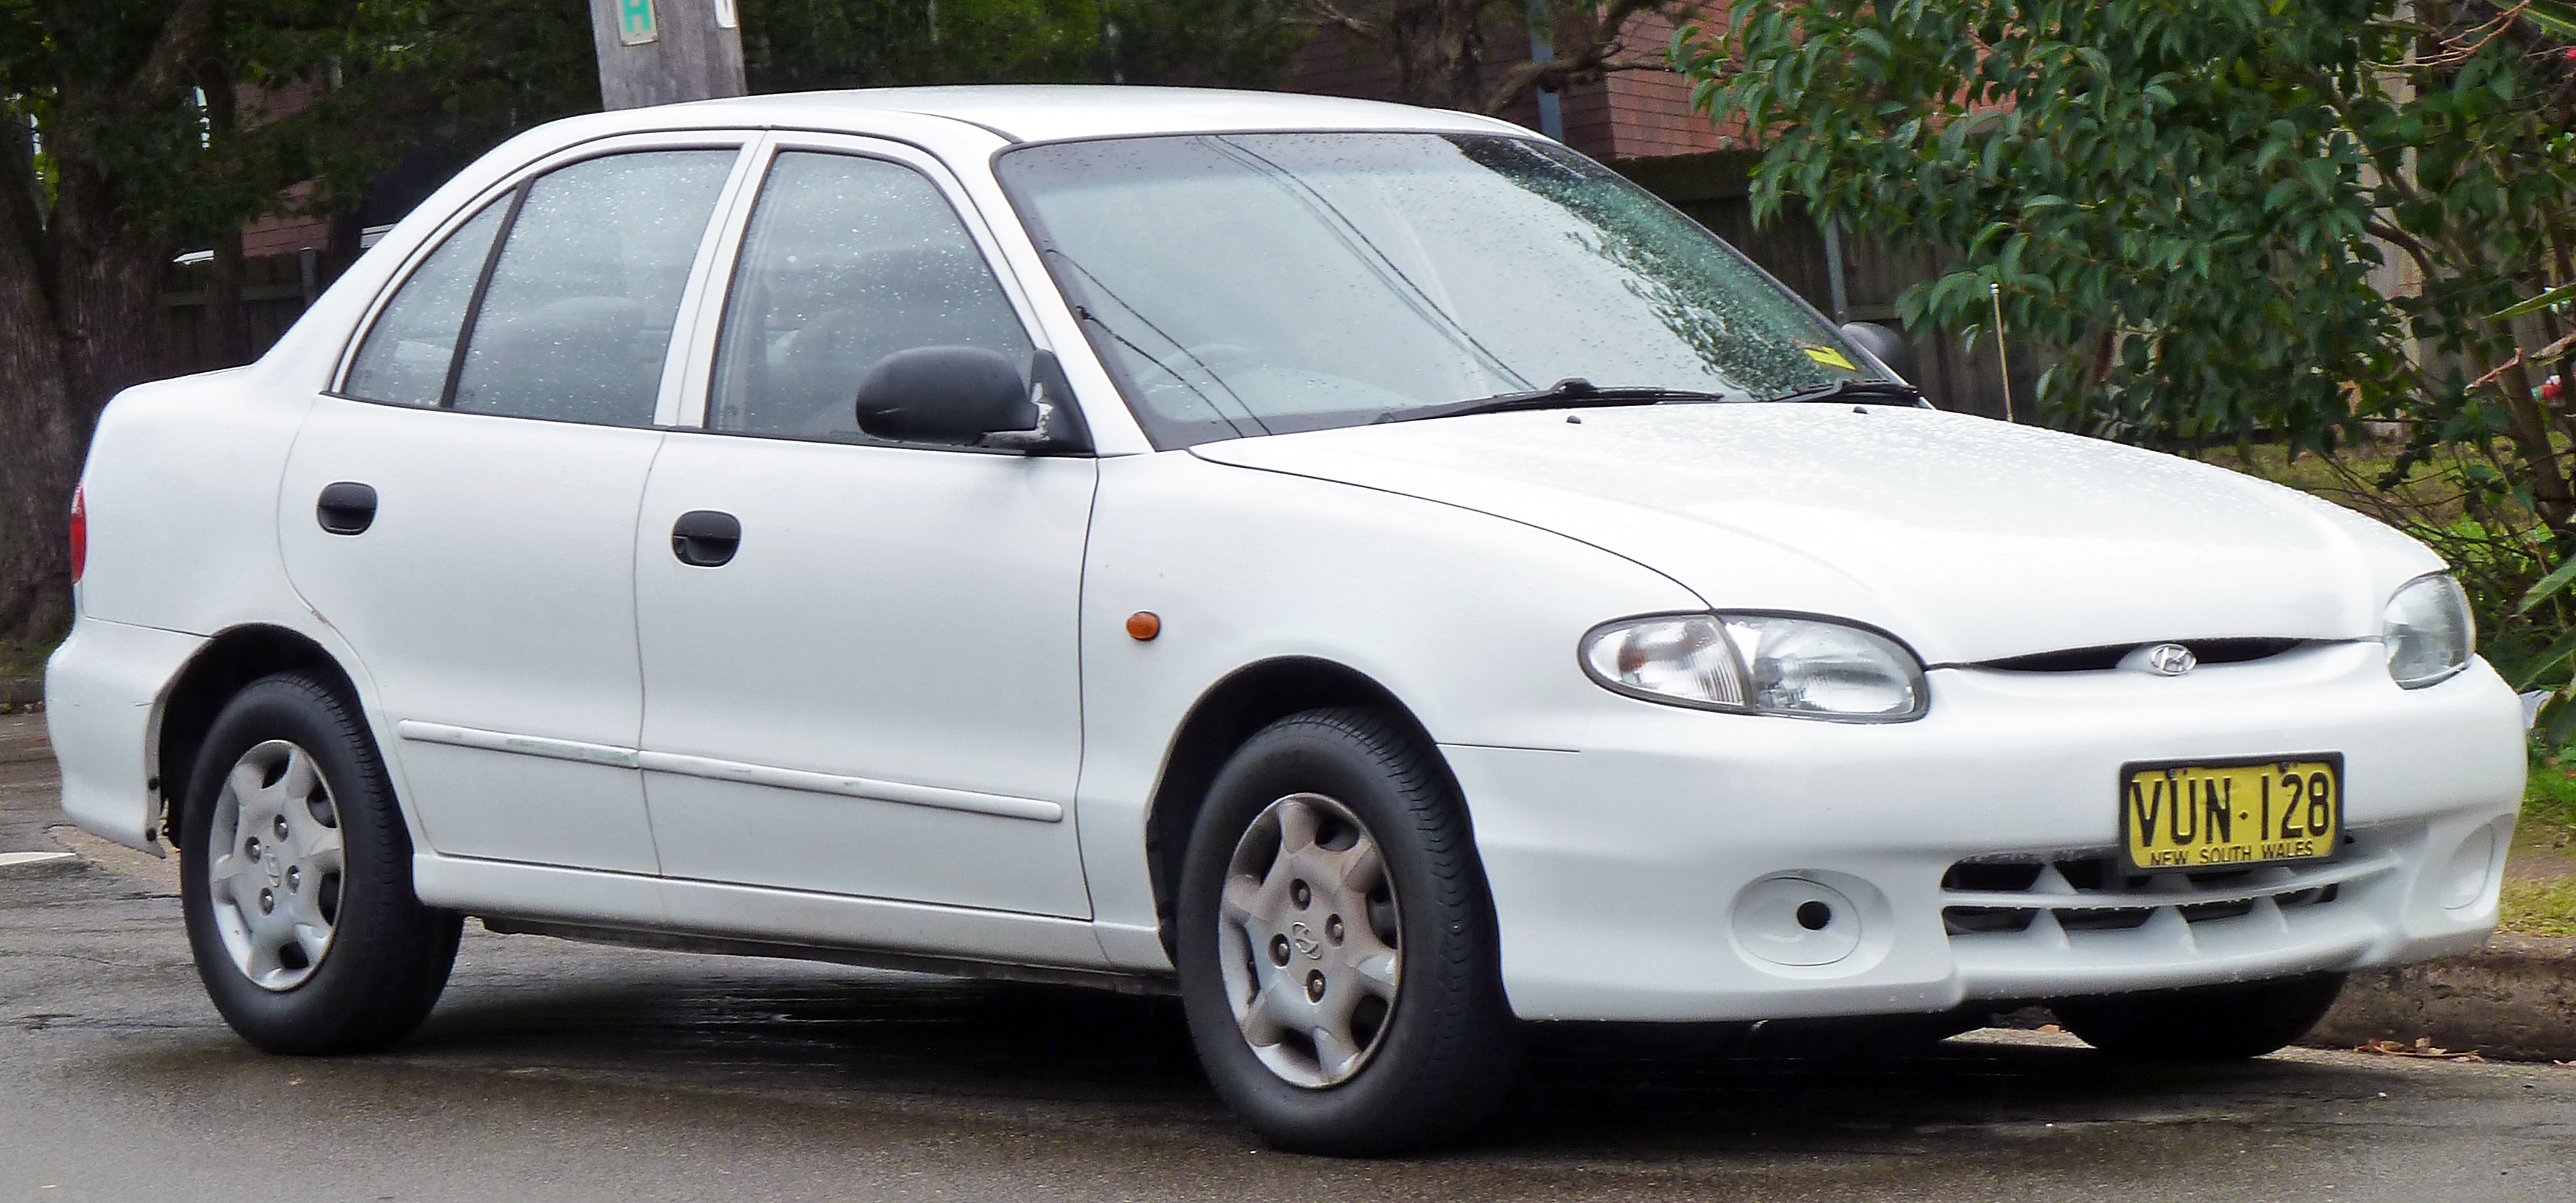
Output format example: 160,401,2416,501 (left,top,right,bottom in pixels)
1126,612,1162,641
